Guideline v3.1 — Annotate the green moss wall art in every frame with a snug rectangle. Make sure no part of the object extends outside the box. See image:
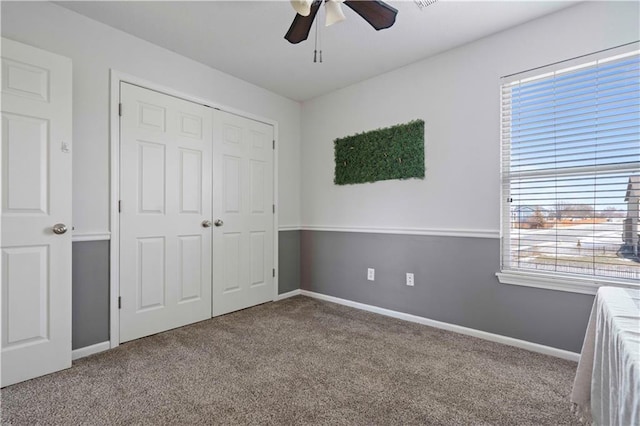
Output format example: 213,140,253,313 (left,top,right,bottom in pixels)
334,119,425,185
